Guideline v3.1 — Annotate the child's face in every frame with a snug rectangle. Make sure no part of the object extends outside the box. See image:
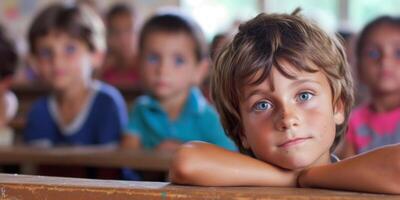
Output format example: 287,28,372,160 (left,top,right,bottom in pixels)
33,31,94,90
141,31,204,100
239,60,344,171
108,14,137,58
360,24,400,95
